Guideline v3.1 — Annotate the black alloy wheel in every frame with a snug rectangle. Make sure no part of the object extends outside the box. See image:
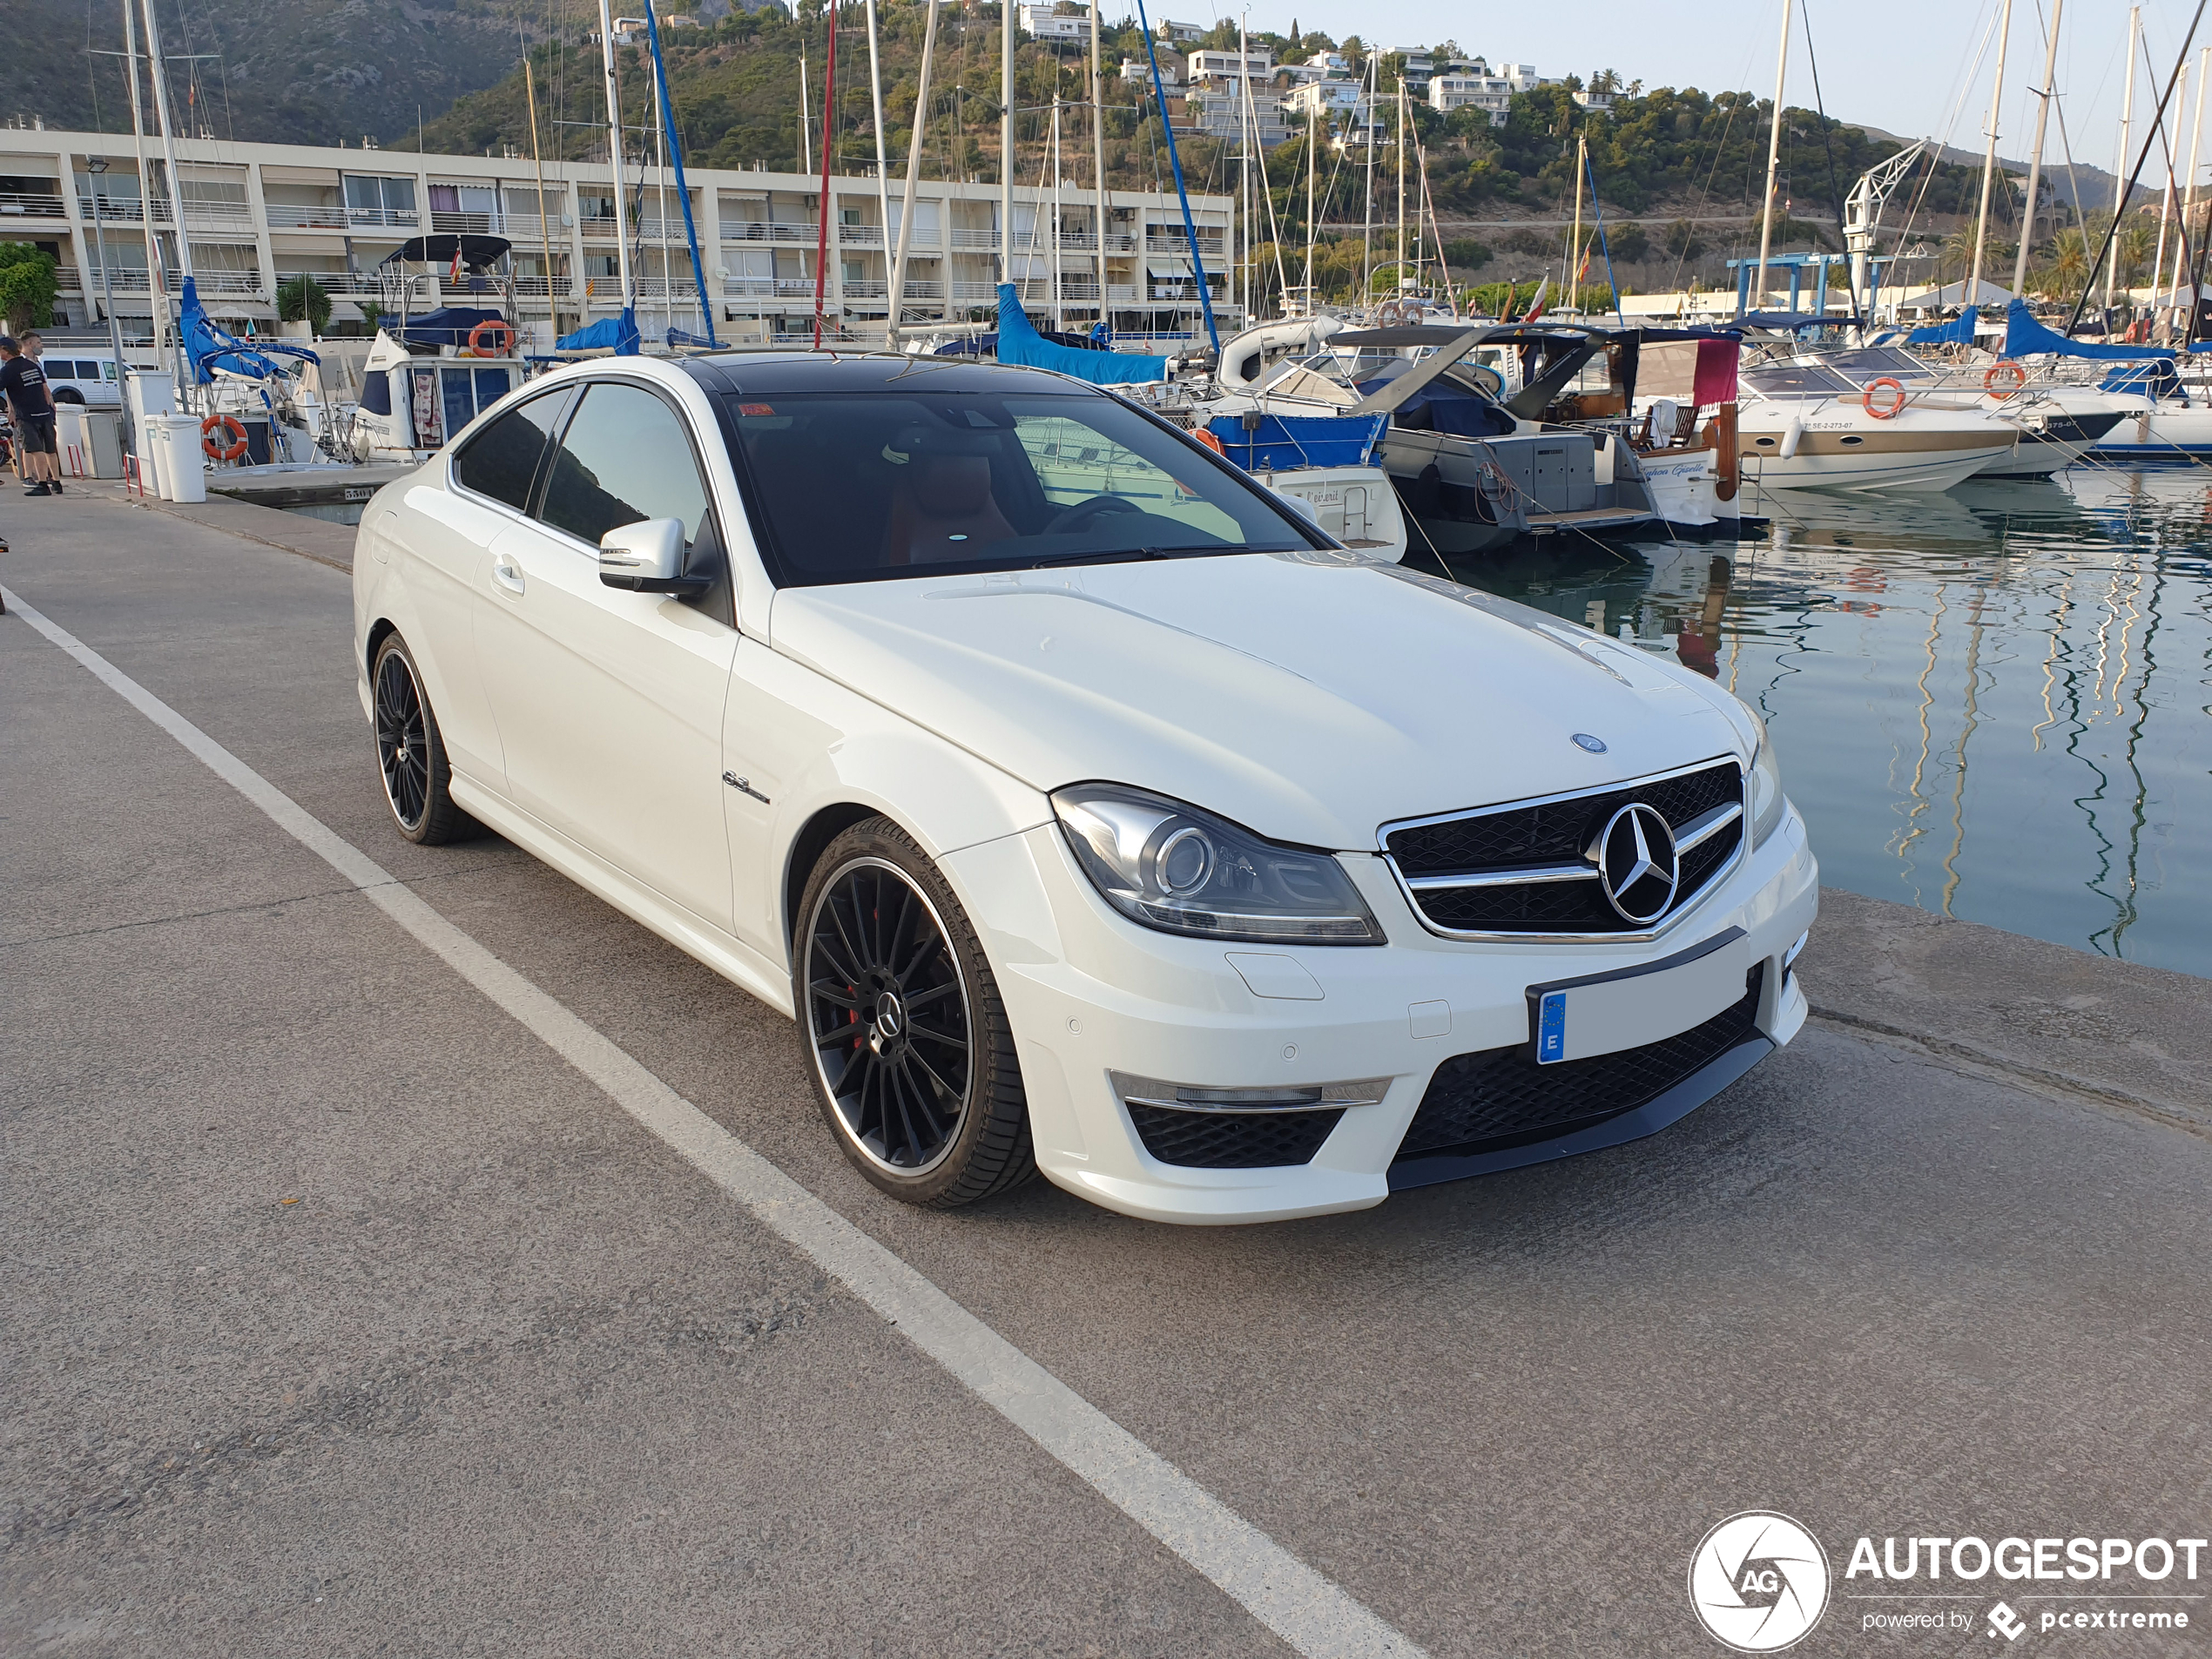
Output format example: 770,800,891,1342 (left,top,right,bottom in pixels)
374,647,430,829
795,819,1034,1206
371,633,475,845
